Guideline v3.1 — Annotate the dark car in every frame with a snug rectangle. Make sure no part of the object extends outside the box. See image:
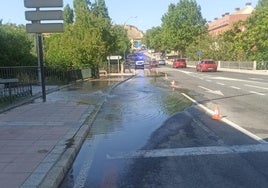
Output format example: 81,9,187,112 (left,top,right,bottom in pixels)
173,58,187,68
196,59,217,72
